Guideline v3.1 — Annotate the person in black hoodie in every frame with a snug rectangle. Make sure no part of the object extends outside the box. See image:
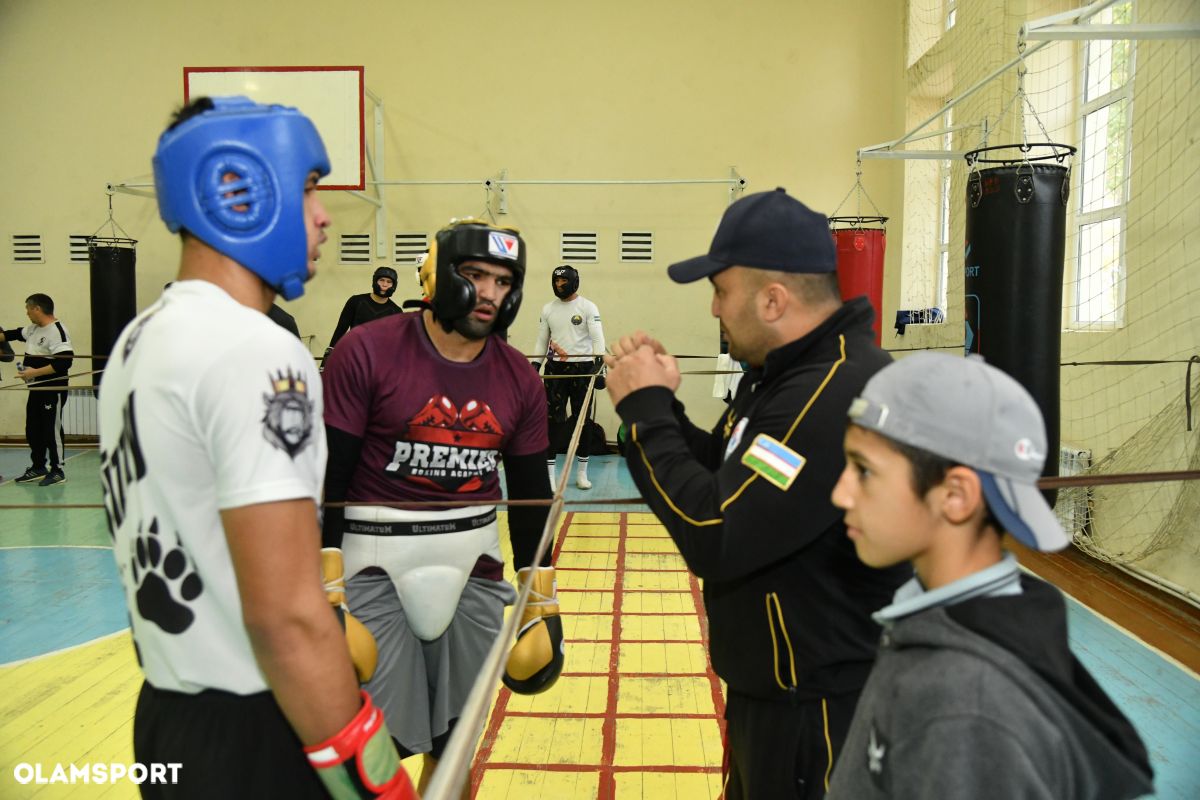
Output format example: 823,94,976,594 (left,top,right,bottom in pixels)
828,352,1153,799
605,188,911,799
